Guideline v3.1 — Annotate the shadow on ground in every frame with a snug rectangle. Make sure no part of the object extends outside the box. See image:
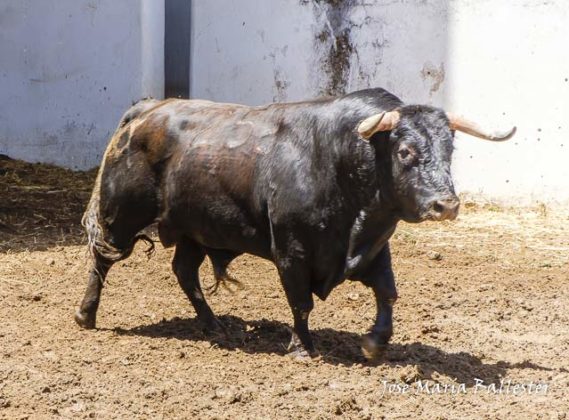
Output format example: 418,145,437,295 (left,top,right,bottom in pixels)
114,315,555,386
